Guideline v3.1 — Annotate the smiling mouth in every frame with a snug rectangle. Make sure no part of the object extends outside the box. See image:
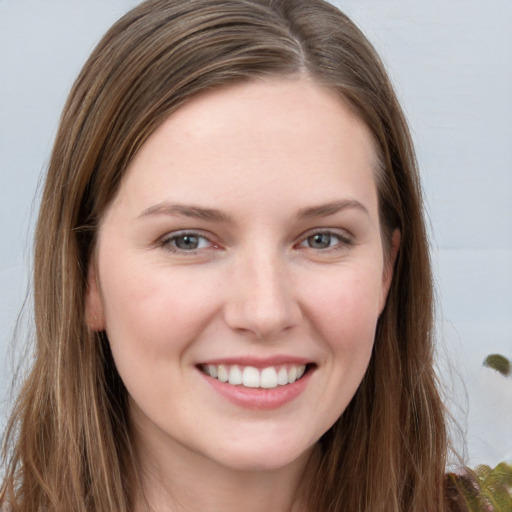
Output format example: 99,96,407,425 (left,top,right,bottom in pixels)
198,363,312,389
